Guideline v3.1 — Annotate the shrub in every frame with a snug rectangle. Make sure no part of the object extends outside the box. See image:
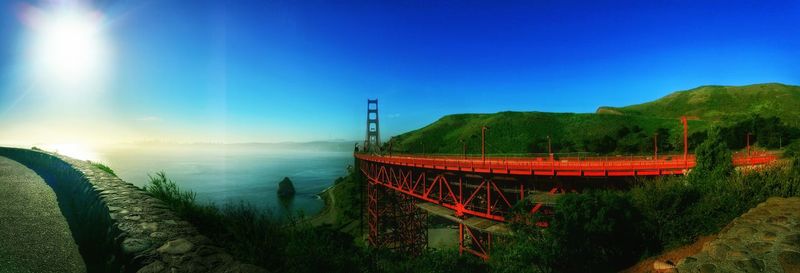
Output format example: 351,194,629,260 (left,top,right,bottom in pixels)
88,161,117,177
143,172,200,215
492,217,559,273
141,172,369,272
629,177,703,248
549,191,650,272
378,249,487,273
332,167,364,226
500,191,651,273
692,127,733,180
785,140,800,158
